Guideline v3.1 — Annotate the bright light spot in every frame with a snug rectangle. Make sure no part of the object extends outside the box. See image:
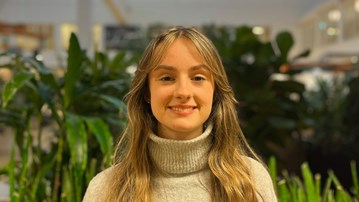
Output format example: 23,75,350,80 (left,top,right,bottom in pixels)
311,67,323,78
289,93,300,102
351,56,358,63
328,9,341,22
126,65,137,75
35,54,43,61
252,26,265,35
240,54,255,64
327,27,337,36
355,0,359,12
270,73,290,81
